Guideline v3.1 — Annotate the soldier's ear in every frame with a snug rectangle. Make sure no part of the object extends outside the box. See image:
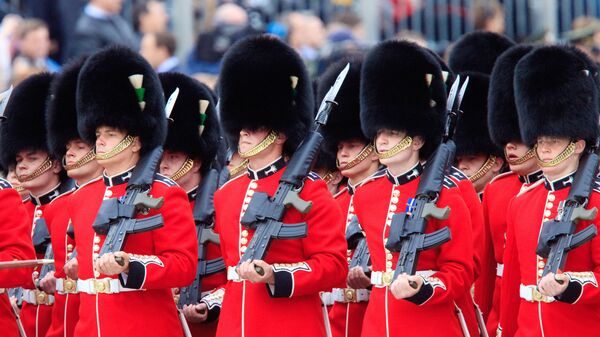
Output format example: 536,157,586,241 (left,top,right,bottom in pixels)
275,132,287,145
192,159,202,174
51,159,62,174
411,135,424,152
492,156,504,174
574,139,586,154
131,136,142,153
